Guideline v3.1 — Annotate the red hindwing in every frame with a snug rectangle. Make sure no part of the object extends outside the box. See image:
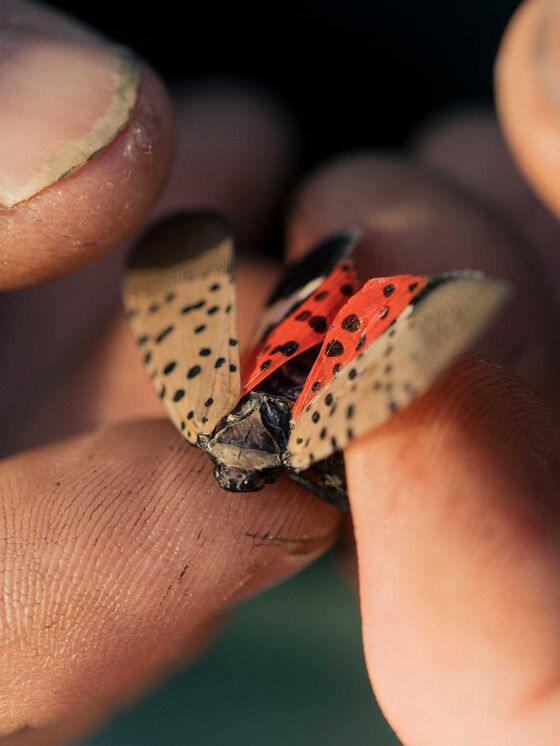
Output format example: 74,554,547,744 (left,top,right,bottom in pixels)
241,261,360,395
292,274,427,418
